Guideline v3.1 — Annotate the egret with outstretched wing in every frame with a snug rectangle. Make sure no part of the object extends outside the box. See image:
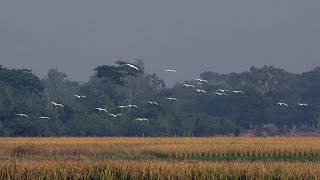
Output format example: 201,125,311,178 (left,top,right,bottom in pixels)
214,92,228,96
147,101,159,106
125,64,139,71
164,69,177,73
232,91,244,94
94,108,108,113
135,118,149,121
183,84,195,88
39,116,50,119
50,102,64,107
167,97,178,101
217,89,229,93
277,102,288,106
117,105,129,109
108,113,122,117
17,113,29,118
194,79,208,83
195,89,206,93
